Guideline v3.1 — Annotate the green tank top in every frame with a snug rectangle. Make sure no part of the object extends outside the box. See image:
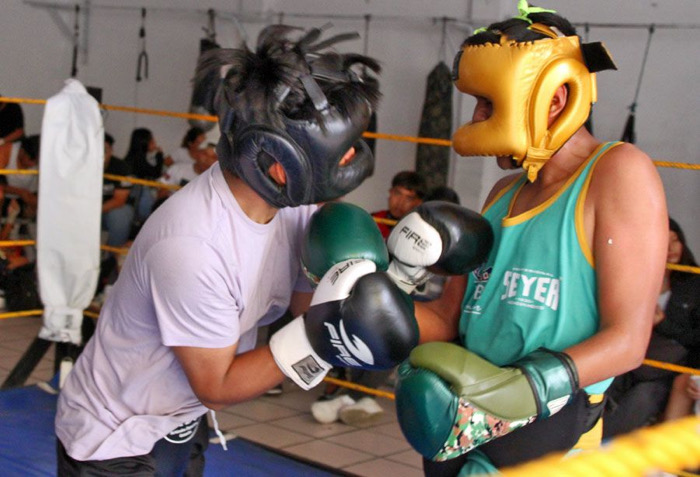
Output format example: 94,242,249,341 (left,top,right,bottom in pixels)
460,142,622,394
